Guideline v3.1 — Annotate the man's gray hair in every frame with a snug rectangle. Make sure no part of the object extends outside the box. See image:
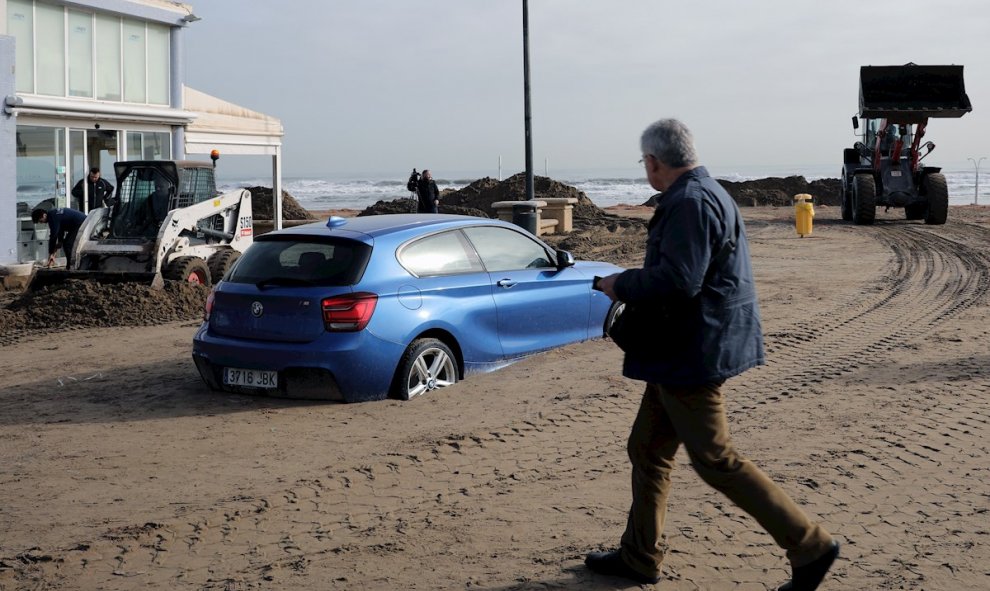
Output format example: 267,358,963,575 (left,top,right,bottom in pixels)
640,119,698,168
